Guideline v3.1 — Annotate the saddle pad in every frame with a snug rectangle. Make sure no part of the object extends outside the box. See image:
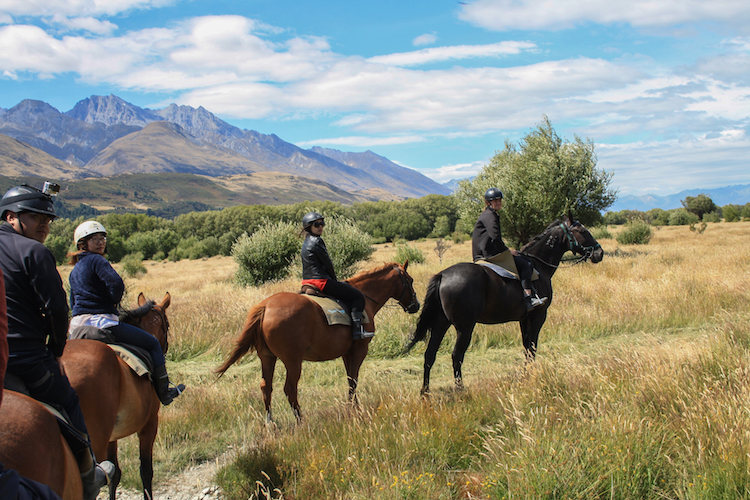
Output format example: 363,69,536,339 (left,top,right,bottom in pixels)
476,260,540,281
303,295,370,326
110,345,152,380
